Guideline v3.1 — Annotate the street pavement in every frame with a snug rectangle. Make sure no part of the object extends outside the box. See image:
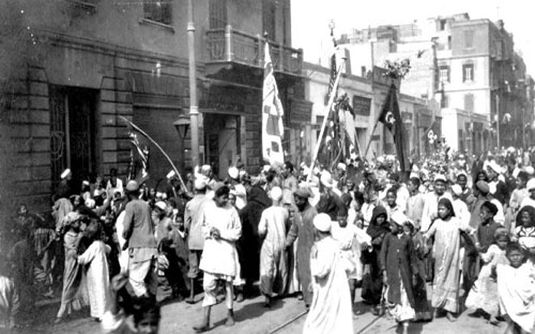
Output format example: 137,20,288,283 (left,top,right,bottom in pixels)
3,284,508,334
